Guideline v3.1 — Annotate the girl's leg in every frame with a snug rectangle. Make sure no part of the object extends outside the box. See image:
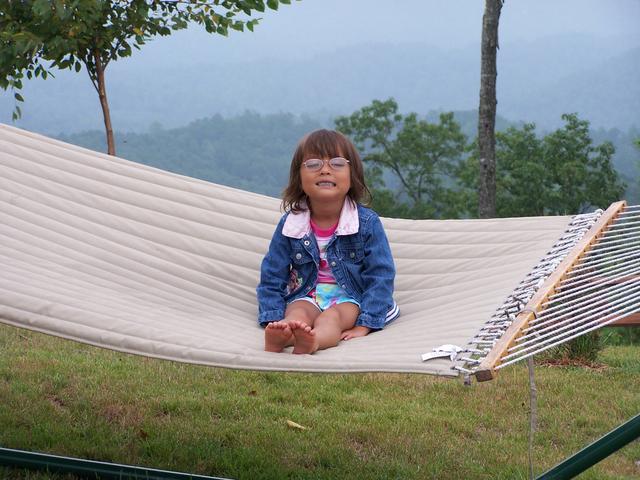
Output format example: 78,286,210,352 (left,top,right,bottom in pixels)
292,302,359,354
264,300,320,352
